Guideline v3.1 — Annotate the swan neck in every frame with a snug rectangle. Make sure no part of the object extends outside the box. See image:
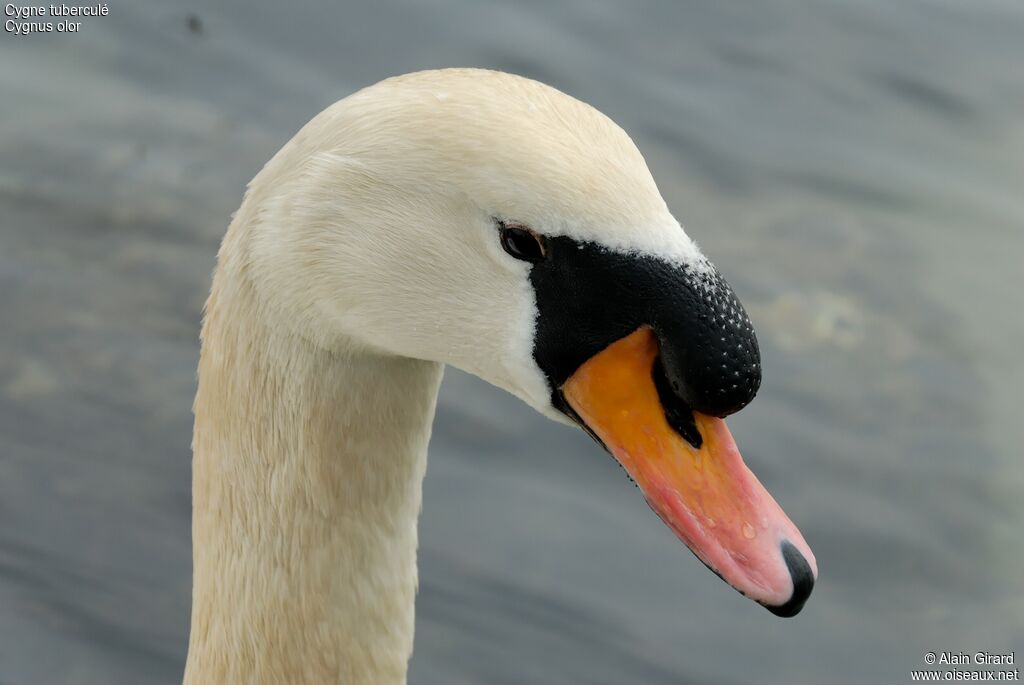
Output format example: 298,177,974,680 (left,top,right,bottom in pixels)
185,269,443,685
